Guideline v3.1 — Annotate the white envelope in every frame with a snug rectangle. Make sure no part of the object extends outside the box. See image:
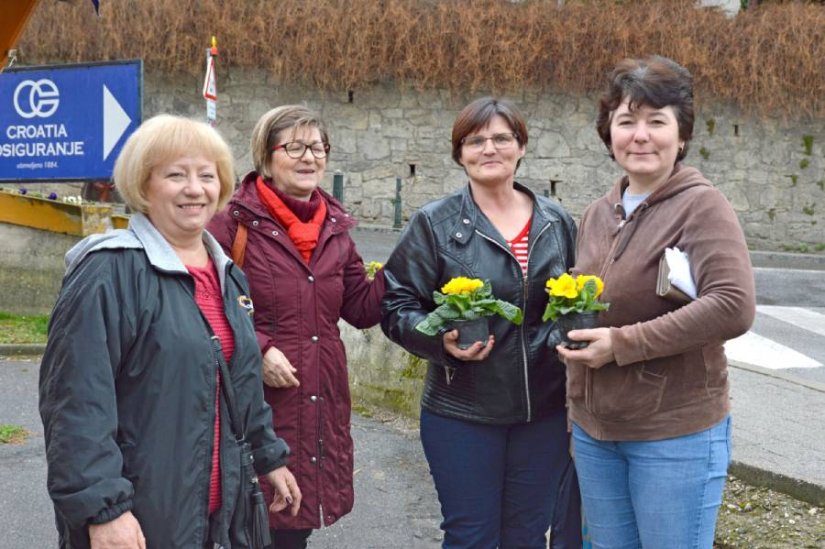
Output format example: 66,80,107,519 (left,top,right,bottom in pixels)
664,247,697,300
